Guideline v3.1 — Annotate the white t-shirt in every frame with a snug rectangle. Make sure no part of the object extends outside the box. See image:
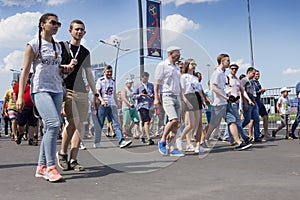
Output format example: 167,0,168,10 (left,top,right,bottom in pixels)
29,38,63,94
277,96,291,115
210,67,227,106
155,59,181,95
96,76,116,106
180,74,200,94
